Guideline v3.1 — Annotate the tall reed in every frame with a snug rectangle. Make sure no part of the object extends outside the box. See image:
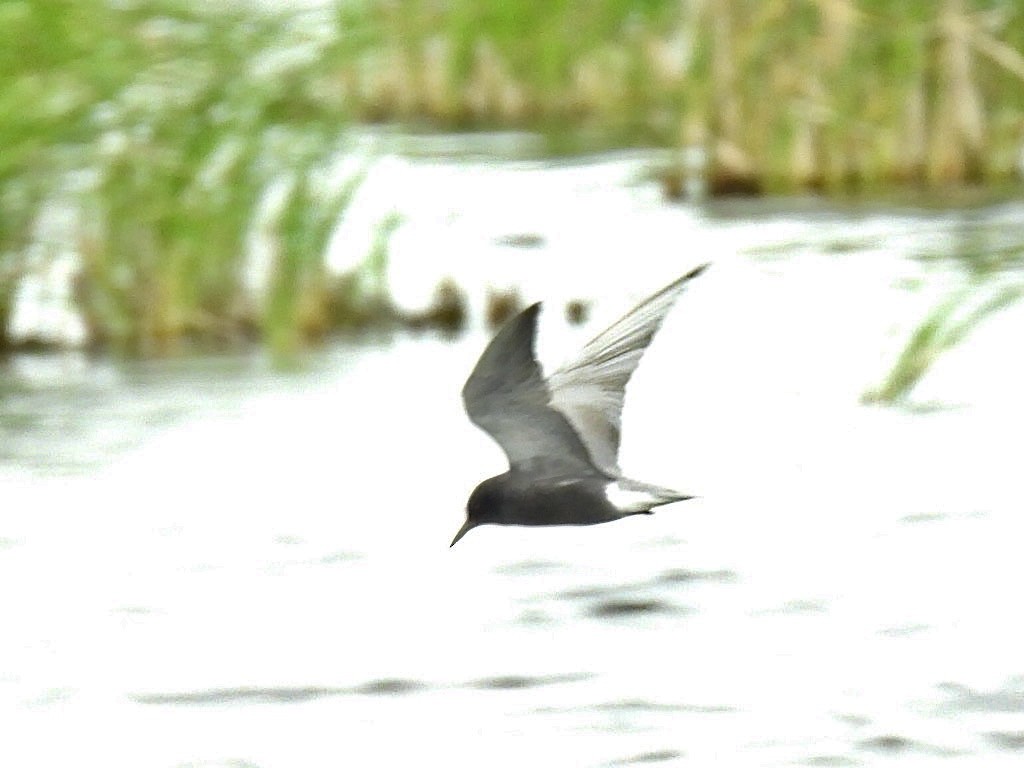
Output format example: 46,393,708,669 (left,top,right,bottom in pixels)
1,0,380,354
864,281,1022,404
4,0,1024,352
322,0,1024,191
264,152,366,358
